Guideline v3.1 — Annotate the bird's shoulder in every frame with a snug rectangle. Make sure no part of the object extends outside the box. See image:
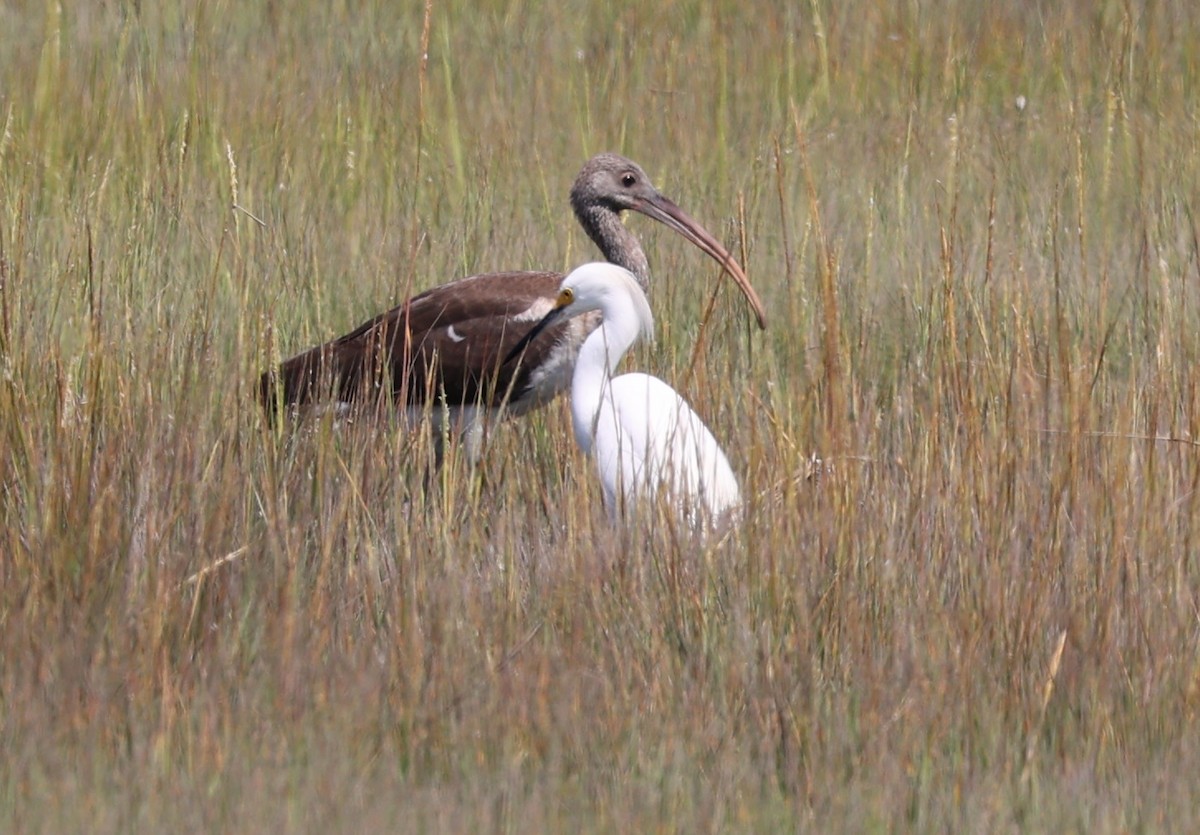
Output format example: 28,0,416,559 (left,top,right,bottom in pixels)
608,373,695,438
364,269,559,330
610,373,686,409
